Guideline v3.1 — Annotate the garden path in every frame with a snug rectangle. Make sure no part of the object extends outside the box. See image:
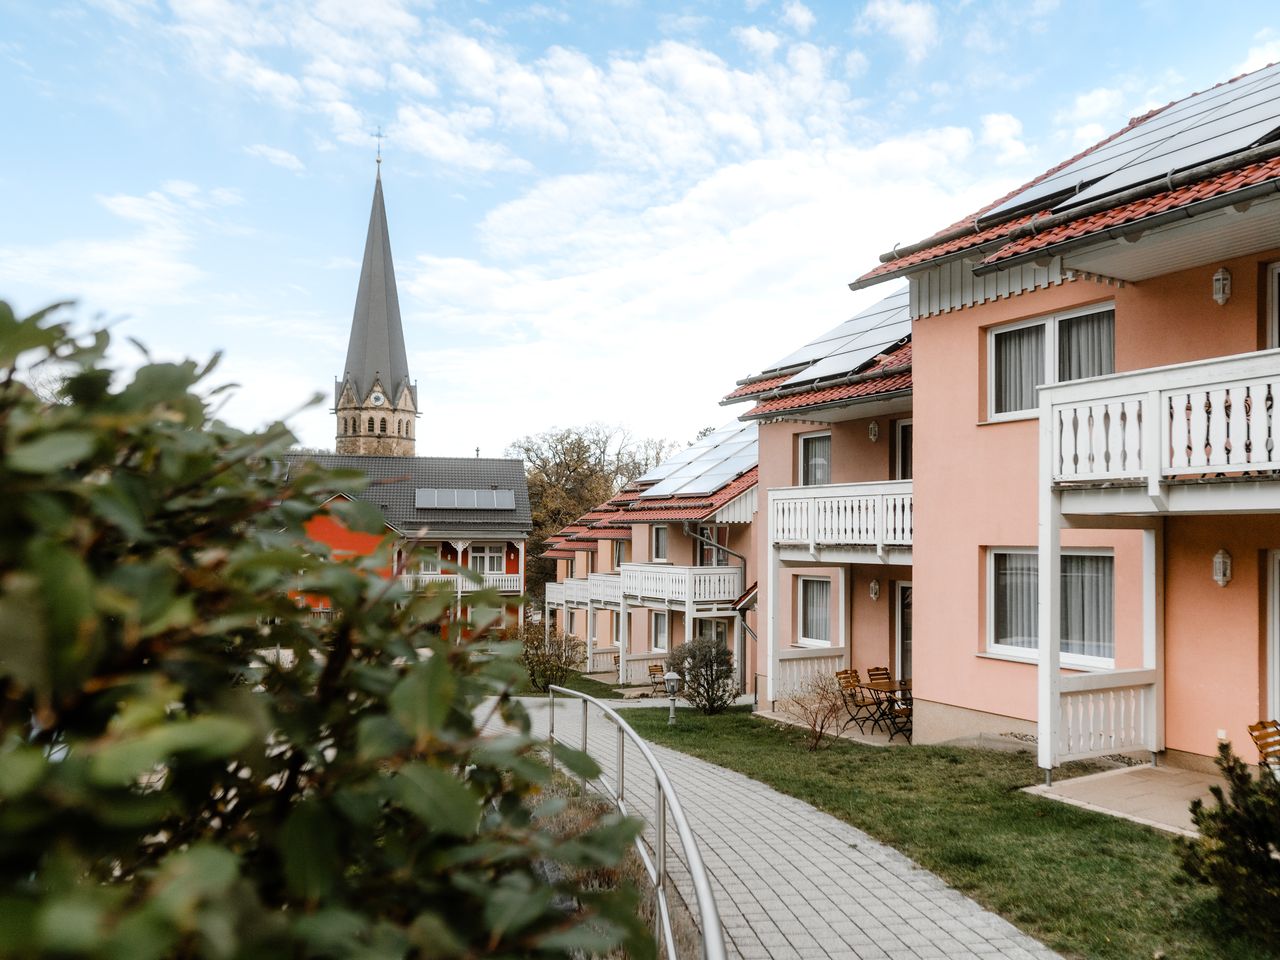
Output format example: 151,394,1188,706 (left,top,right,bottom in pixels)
496,697,1062,960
